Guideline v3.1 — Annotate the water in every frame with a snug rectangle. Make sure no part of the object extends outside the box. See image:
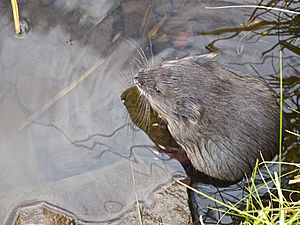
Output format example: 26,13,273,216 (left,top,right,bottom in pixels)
0,1,186,224
0,0,299,224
